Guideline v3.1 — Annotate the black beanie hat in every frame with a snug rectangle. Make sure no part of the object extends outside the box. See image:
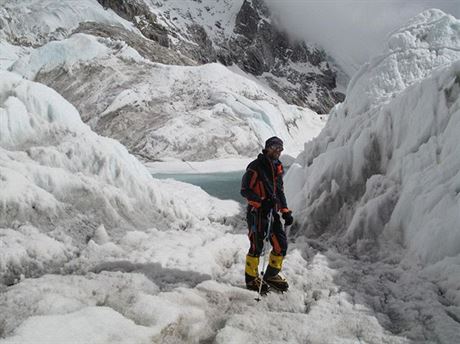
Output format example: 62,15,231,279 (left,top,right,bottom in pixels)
264,136,283,149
